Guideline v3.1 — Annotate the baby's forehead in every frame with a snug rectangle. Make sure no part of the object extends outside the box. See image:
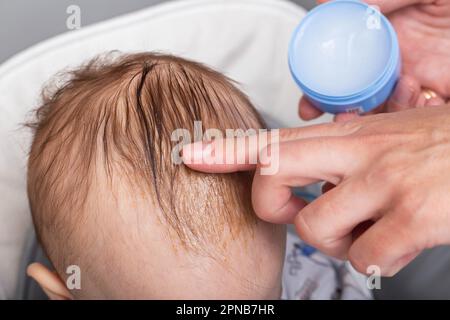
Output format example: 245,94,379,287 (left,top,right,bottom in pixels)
80,188,282,299
95,163,255,242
